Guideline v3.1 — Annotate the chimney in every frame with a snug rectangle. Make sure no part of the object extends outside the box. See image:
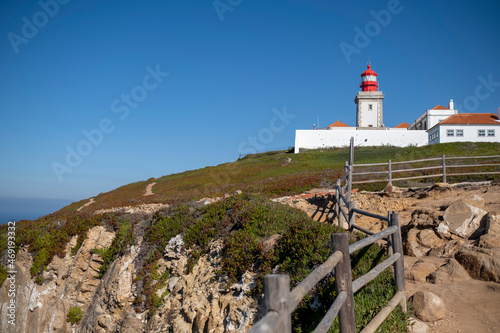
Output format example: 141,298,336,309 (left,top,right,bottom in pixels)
448,99,454,110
